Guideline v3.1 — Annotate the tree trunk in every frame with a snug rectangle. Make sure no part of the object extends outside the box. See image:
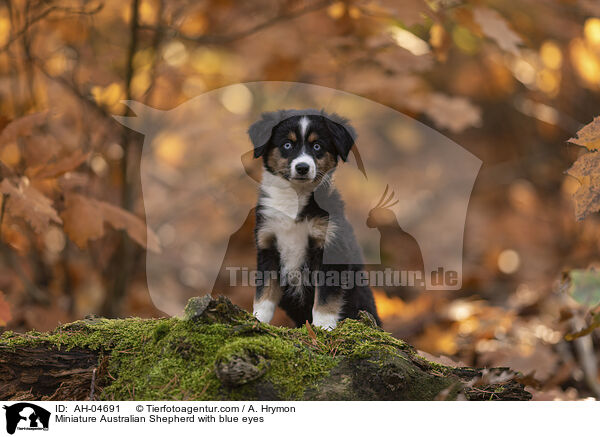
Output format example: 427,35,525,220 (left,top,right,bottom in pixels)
0,295,531,401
